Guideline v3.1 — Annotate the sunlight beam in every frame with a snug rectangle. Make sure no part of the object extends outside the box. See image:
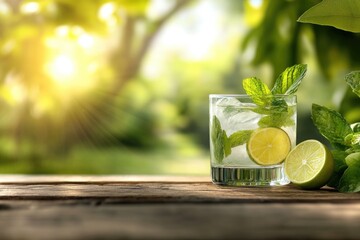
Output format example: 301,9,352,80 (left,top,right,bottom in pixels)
46,54,76,85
